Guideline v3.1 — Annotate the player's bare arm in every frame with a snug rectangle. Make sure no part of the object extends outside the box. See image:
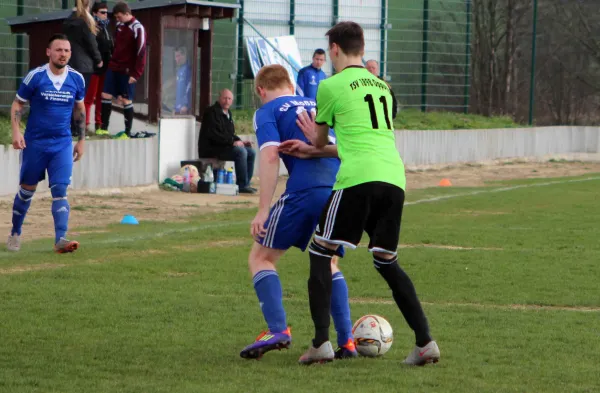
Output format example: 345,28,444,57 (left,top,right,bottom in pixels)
72,101,86,162
11,97,27,150
278,140,338,159
251,145,280,240
296,110,329,148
